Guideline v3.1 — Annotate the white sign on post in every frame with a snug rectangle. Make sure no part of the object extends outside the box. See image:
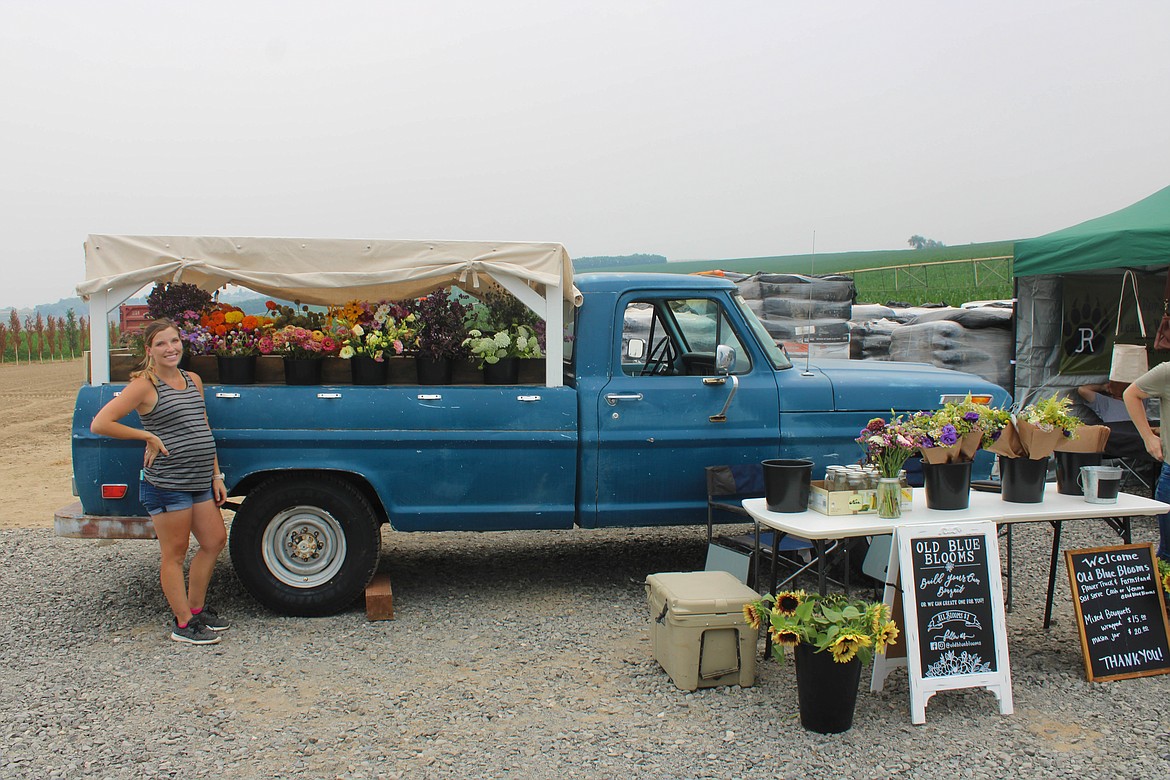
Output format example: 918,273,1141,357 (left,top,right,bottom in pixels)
871,521,1013,725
